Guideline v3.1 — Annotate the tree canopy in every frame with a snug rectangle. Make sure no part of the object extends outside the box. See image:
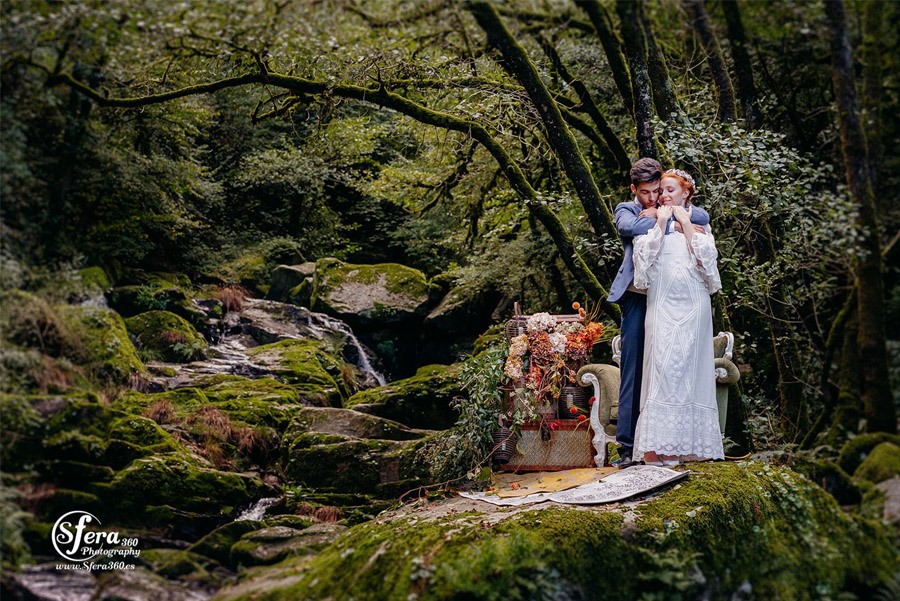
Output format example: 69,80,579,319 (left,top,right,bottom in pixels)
2,0,898,449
